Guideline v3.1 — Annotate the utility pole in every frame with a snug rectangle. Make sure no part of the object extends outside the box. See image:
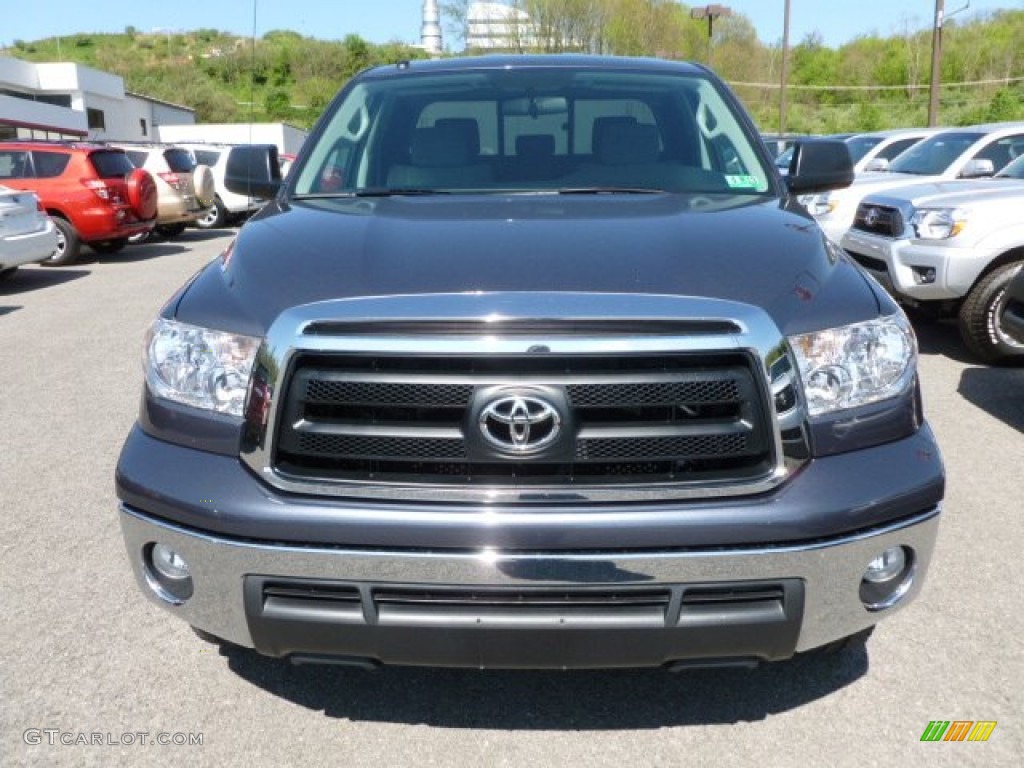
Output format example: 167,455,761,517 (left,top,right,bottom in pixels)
779,0,791,137
690,5,733,67
928,0,944,126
